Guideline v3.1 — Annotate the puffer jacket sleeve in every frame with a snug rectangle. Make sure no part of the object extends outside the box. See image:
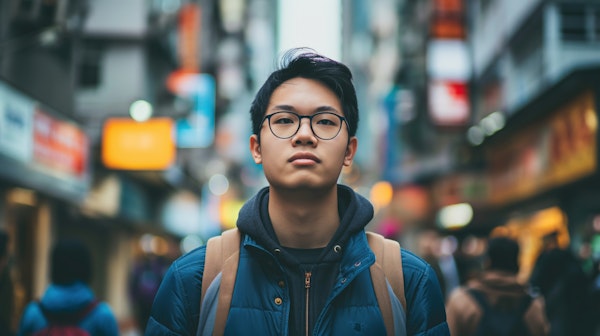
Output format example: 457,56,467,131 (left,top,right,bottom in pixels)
146,246,206,336
401,249,450,336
